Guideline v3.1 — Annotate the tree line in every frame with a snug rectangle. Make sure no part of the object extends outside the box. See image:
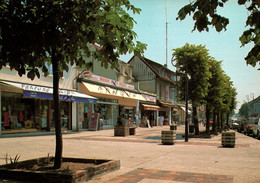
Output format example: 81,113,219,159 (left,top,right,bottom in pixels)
172,43,237,135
